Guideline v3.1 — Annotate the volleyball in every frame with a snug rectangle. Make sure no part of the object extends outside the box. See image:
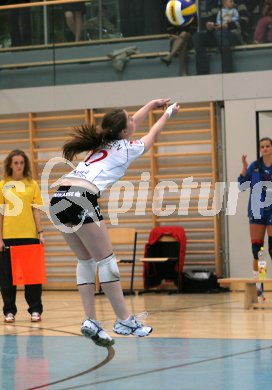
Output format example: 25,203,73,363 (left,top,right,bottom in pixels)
165,0,197,26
